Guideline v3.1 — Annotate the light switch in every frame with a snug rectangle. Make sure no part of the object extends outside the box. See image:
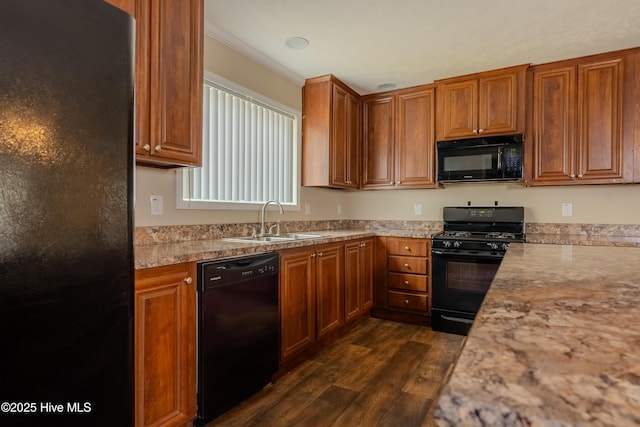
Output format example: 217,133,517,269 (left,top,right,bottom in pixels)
562,203,573,217
414,203,422,216
150,195,164,216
